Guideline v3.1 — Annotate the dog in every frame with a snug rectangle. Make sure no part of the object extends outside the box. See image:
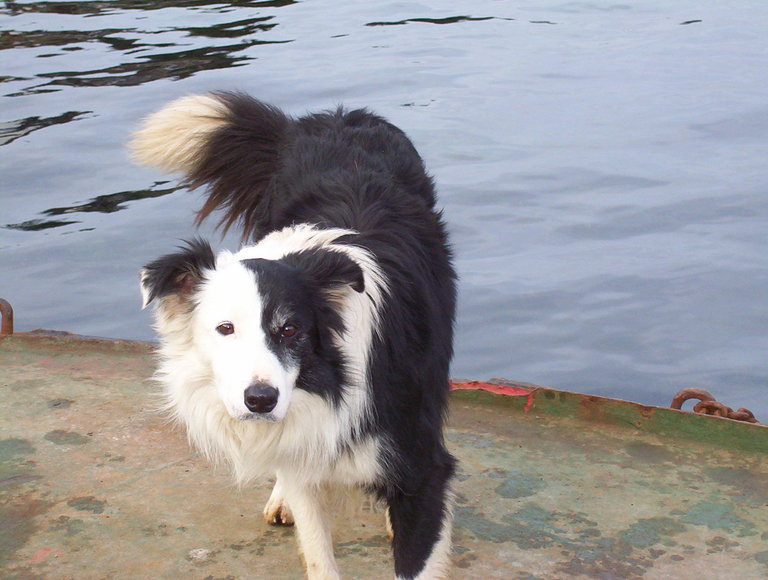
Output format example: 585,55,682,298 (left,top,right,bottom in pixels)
132,92,457,580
